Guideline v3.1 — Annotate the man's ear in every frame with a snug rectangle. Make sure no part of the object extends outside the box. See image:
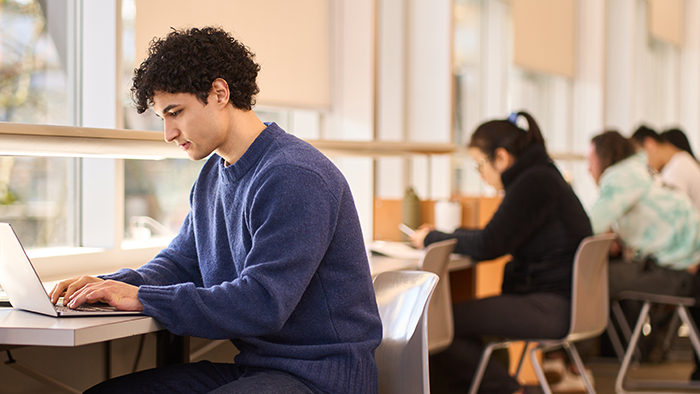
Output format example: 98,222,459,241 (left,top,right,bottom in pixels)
211,78,230,106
